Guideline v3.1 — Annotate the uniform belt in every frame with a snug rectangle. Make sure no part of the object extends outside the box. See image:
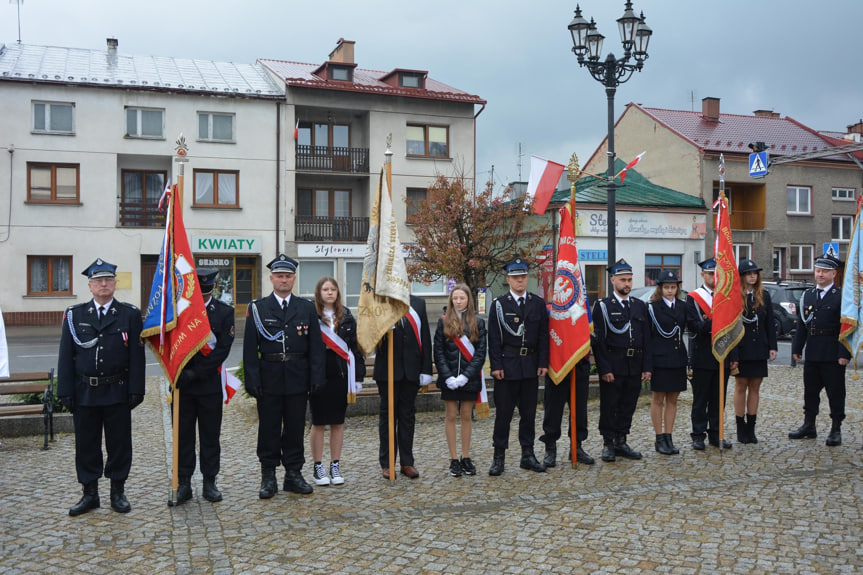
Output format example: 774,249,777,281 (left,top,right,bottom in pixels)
609,346,643,357
809,328,839,336
80,373,126,386
262,352,305,362
503,345,535,356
